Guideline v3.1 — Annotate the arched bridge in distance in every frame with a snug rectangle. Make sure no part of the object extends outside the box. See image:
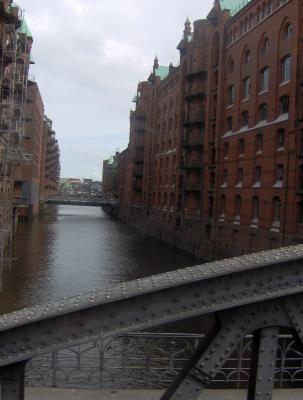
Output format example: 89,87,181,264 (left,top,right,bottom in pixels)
2,245,303,399
46,195,118,208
